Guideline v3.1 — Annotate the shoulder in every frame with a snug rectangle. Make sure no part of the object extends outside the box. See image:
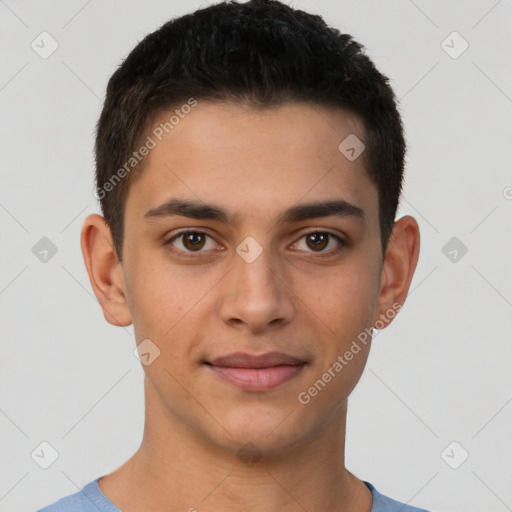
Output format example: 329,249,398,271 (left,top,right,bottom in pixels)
35,477,120,512
364,481,431,512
